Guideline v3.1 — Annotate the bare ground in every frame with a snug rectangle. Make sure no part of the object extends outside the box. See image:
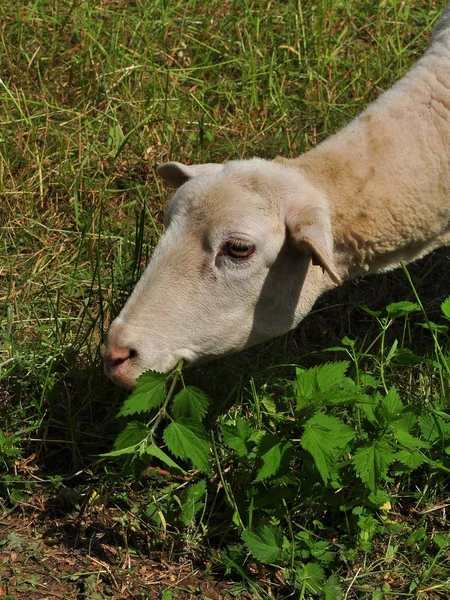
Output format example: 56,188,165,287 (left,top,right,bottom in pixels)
0,502,247,600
